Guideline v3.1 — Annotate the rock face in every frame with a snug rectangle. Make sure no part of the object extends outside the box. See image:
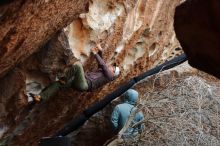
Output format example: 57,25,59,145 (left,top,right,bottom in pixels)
67,0,181,68
0,68,27,137
174,0,220,78
0,0,183,145
0,0,89,78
